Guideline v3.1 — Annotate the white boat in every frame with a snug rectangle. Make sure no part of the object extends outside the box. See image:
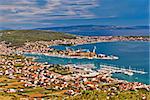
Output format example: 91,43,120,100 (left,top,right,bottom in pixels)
124,71,134,76
97,54,119,60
